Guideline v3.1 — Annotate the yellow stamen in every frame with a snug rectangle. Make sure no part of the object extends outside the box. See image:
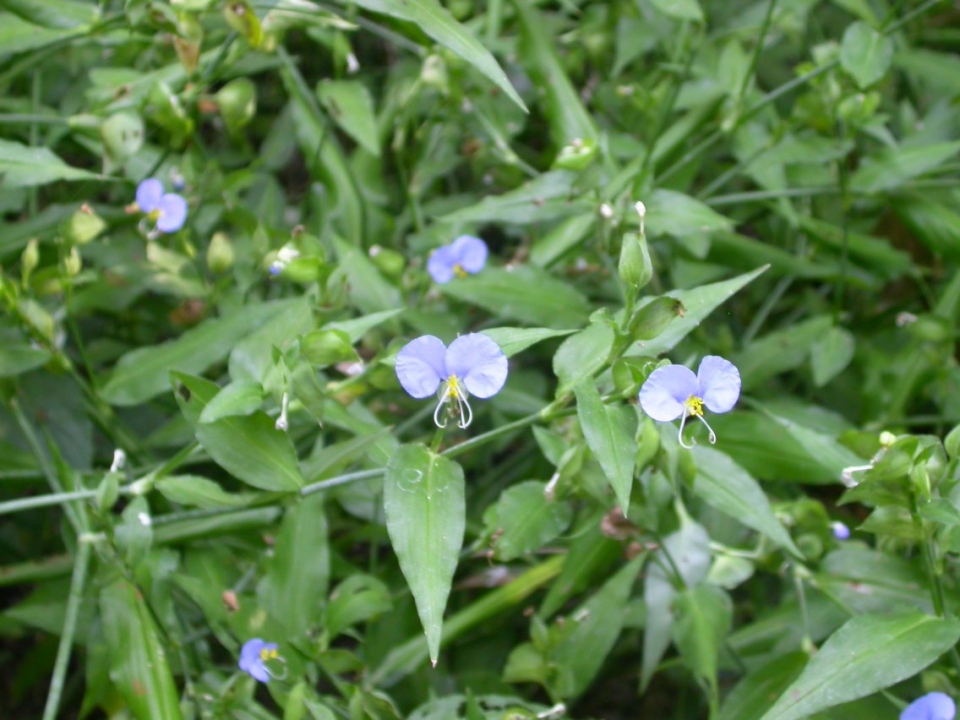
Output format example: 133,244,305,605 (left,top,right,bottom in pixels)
684,396,704,417
259,648,279,660
453,263,468,278
147,209,162,222
447,374,461,399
